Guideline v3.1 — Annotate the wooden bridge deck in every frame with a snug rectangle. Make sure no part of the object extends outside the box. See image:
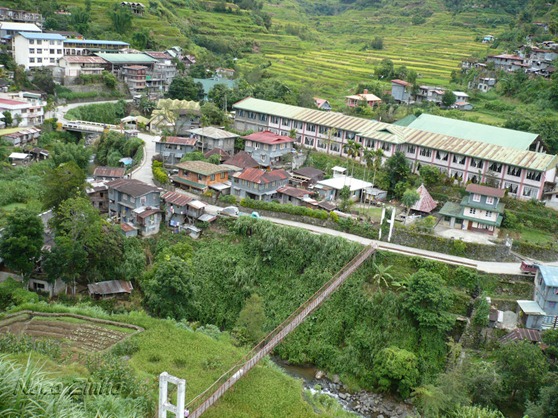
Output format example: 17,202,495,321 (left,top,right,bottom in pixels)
188,244,377,417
